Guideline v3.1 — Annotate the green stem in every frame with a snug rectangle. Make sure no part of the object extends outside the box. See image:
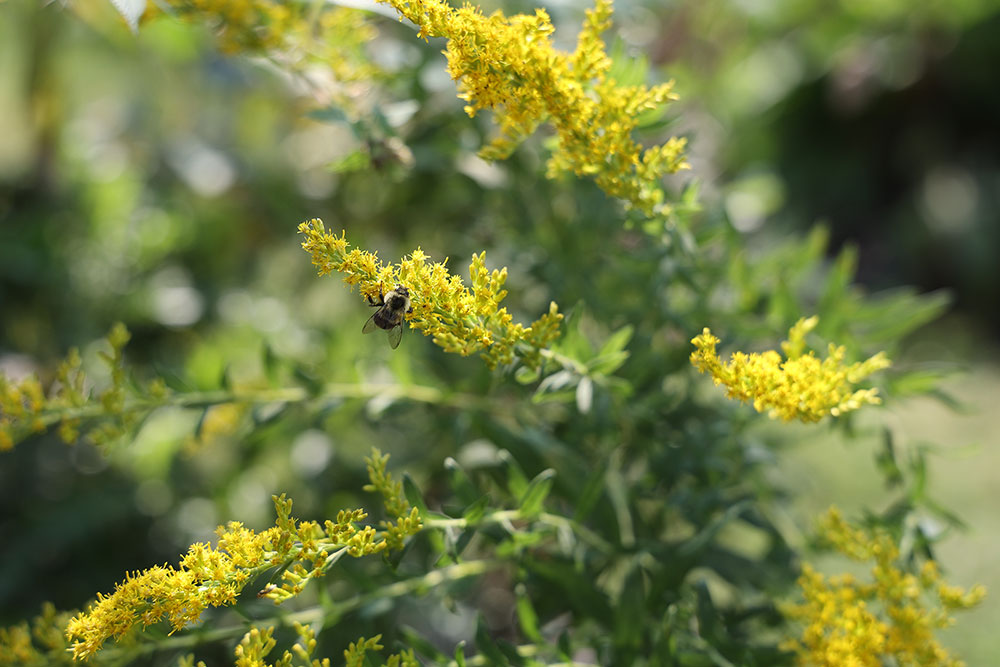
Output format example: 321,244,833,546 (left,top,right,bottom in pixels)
539,347,588,375
426,510,614,555
33,381,496,430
